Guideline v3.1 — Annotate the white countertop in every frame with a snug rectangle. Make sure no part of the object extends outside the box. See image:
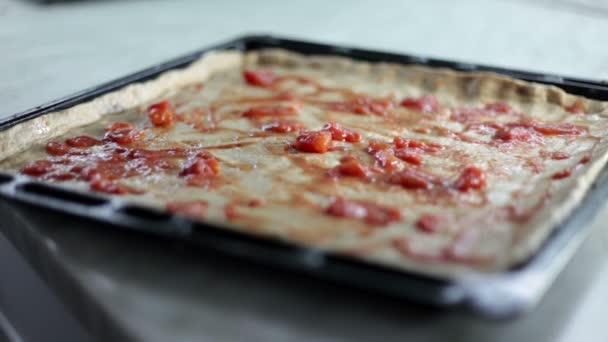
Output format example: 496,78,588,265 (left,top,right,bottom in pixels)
1,0,608,341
